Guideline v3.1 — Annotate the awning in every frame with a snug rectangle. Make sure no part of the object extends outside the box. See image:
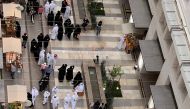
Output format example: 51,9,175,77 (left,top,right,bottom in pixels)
139,40,163,72
150,85,177,109
3,3,22,18
7,85,27,103
128,0,151,28
2,37,22,54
